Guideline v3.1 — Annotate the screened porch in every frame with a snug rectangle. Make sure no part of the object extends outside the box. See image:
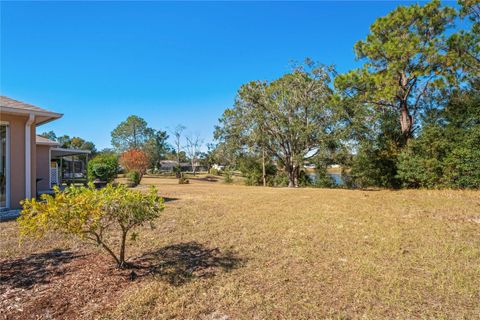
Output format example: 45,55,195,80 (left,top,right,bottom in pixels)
49,148,91,187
